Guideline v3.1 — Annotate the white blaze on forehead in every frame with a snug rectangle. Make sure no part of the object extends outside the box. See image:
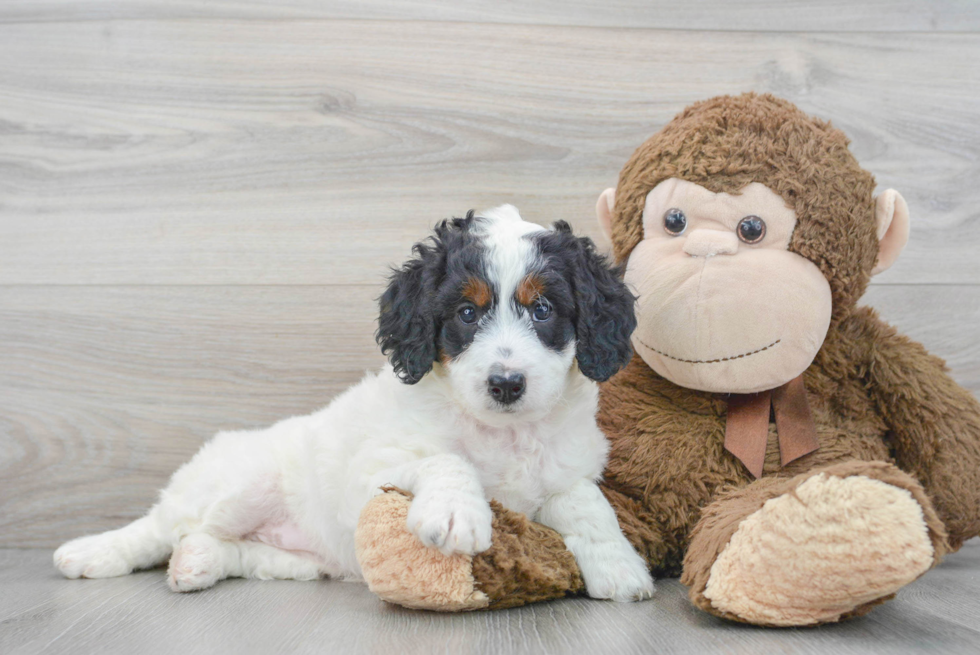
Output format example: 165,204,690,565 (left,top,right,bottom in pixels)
474,205,546,321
